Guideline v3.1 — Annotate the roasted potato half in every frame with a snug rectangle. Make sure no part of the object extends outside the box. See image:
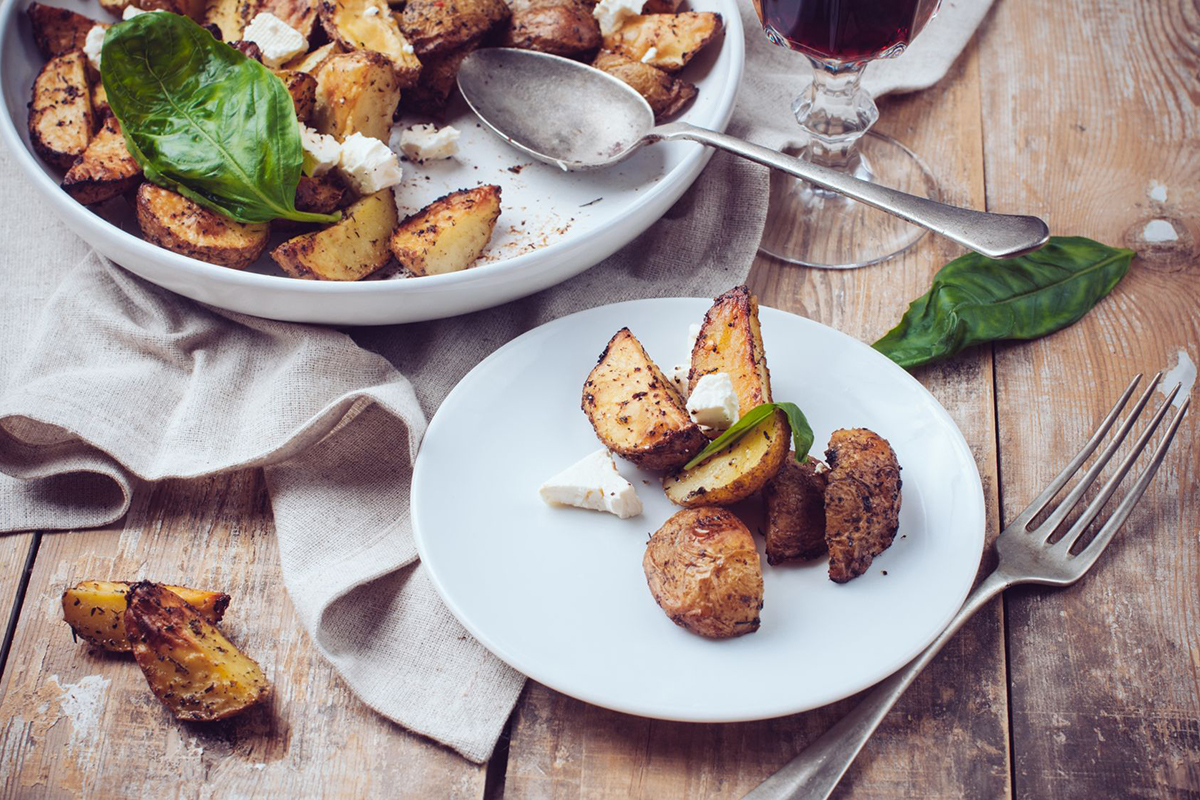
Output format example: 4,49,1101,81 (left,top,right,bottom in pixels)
582,327,708,471
390,185,501,277
272,189,397,280
592,50,696,120
294,173,348,215
602,12,722,72
62,580,230,652
276,68,317,122
405,44,475,114
125,582,269,721
284,41,343,73
689,285,773,412
643,507,763,639
319,0,421,87
397,0,510,57
137,183,270,269
62,116,142,205
312,50,402,141
28,3,101,59
29,50,95,170
663,409,790,506
824,428,902,583
502,2,601,58
763,455,828,565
